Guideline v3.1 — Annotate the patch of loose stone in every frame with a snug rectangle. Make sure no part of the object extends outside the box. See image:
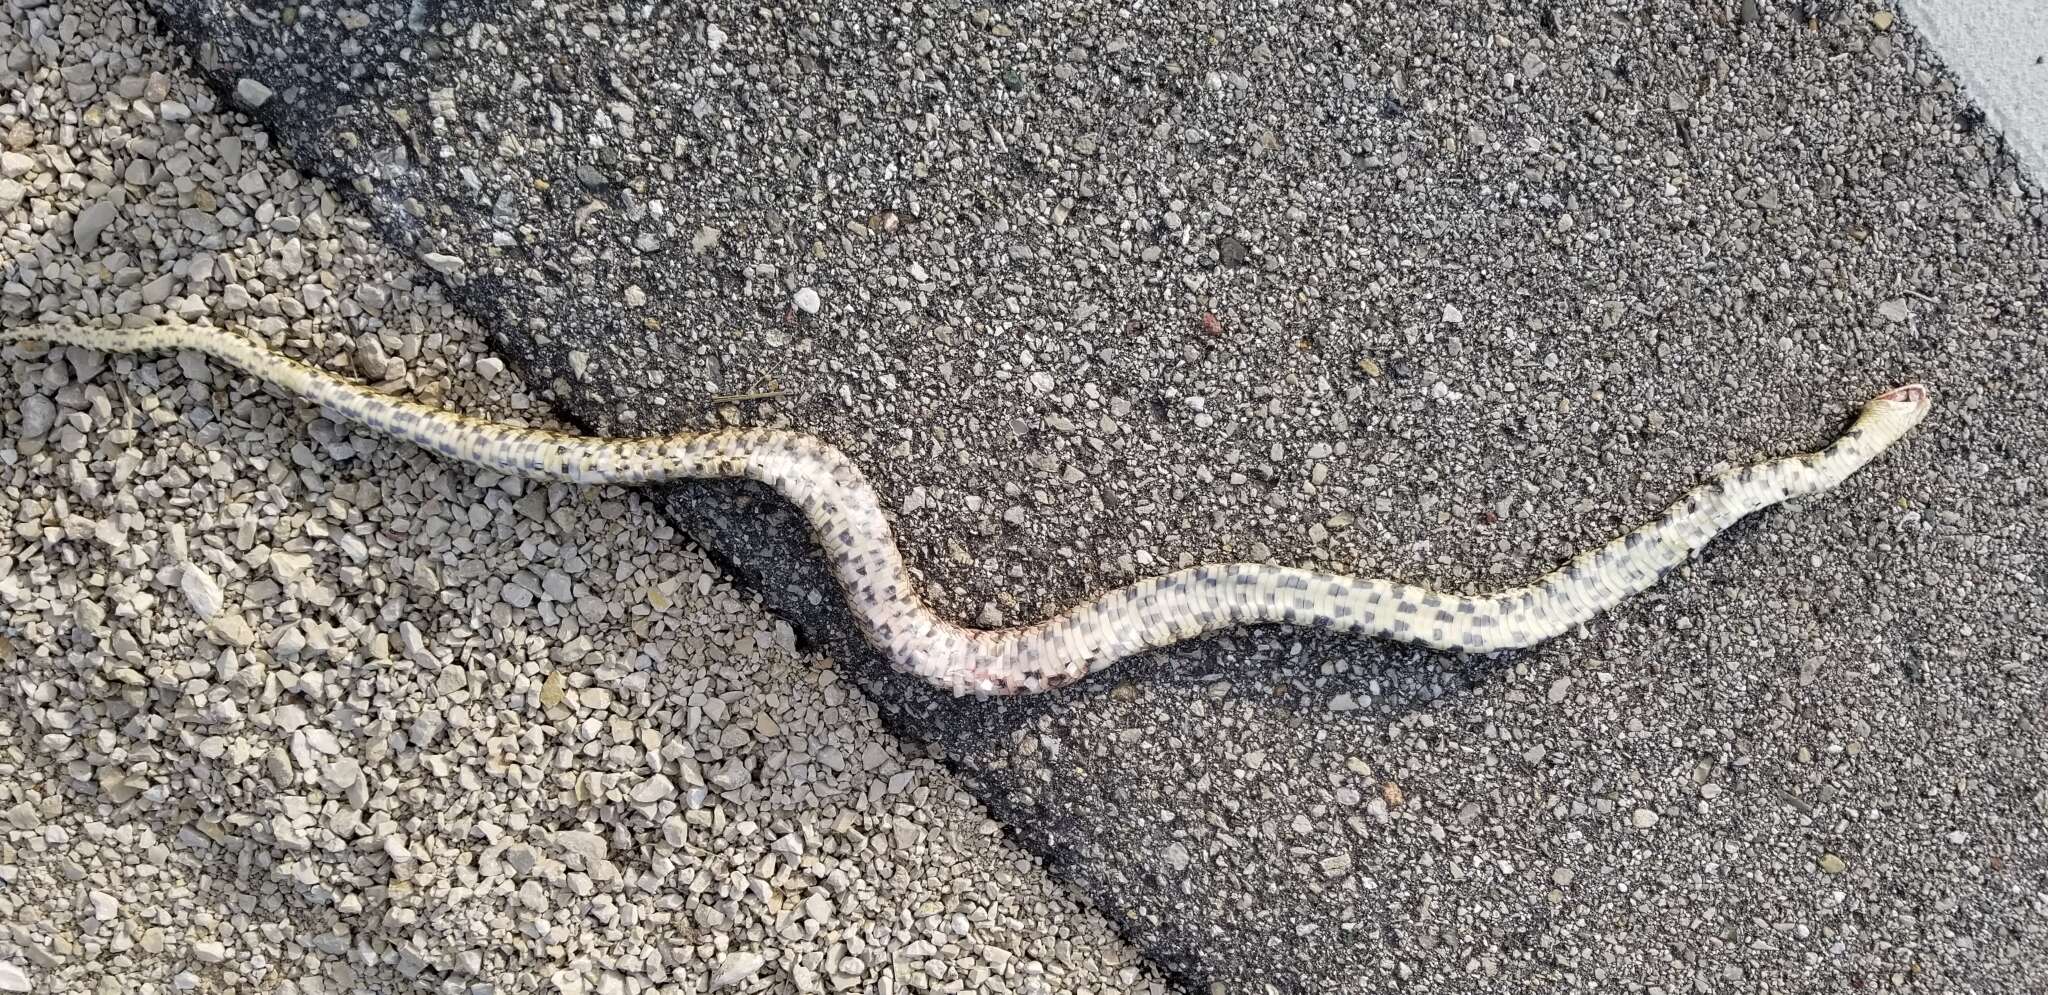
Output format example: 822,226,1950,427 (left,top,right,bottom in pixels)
0,2,1163,994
